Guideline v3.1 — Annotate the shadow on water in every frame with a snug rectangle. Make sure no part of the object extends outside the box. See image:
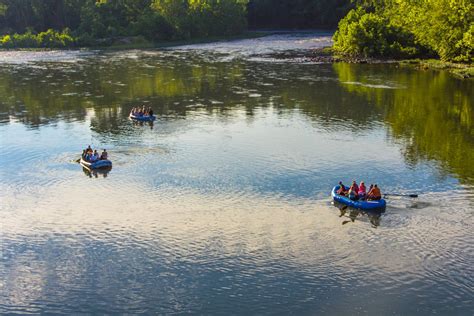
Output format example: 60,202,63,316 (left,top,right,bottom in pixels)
333,201,384,228
131,119,154,130
82,166,112,178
